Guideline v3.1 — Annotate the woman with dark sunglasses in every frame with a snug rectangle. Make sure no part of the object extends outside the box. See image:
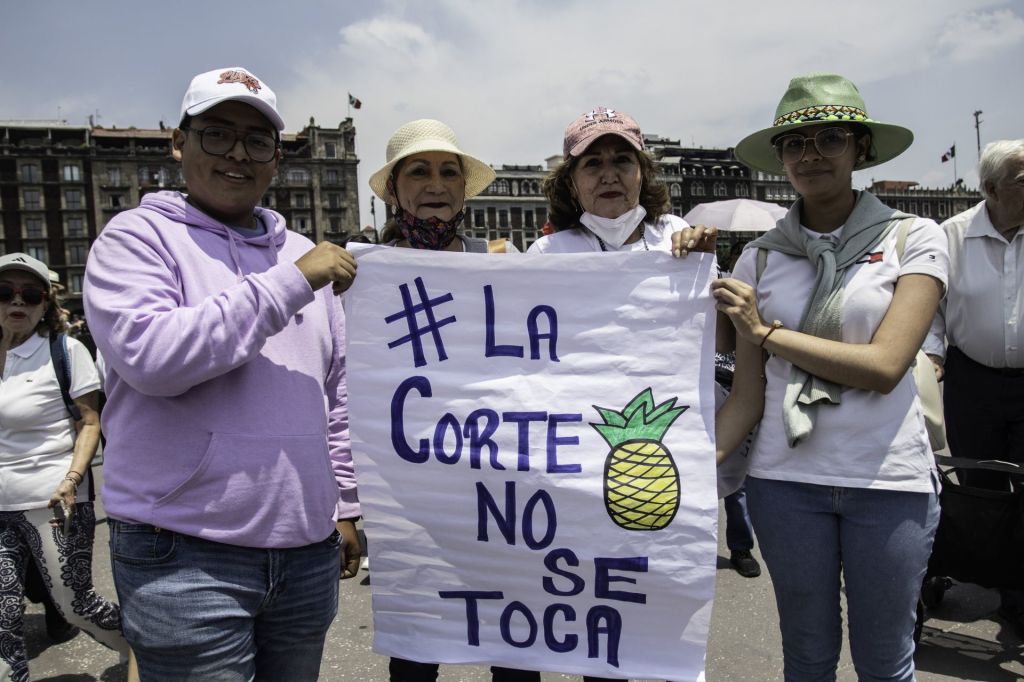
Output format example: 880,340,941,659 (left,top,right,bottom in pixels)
712,74,948,680
0,252,134,680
